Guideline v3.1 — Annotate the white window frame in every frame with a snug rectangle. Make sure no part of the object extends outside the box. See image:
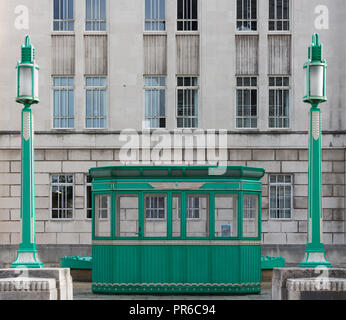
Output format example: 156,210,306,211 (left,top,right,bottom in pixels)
94,193,110,220
268,76,290,129
85,77,108,129
53,0,75,31
144,76,167,129
236,76,258,129
176,76,199,129
145,195,167,220
145,0,166,31
269,0,290,31
269,174,293,220
236,0,257,32
50,174,75,220
85,175,92,220
177,0,199,31
53,77,75,129
186,195,201,220
243,194,258,220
